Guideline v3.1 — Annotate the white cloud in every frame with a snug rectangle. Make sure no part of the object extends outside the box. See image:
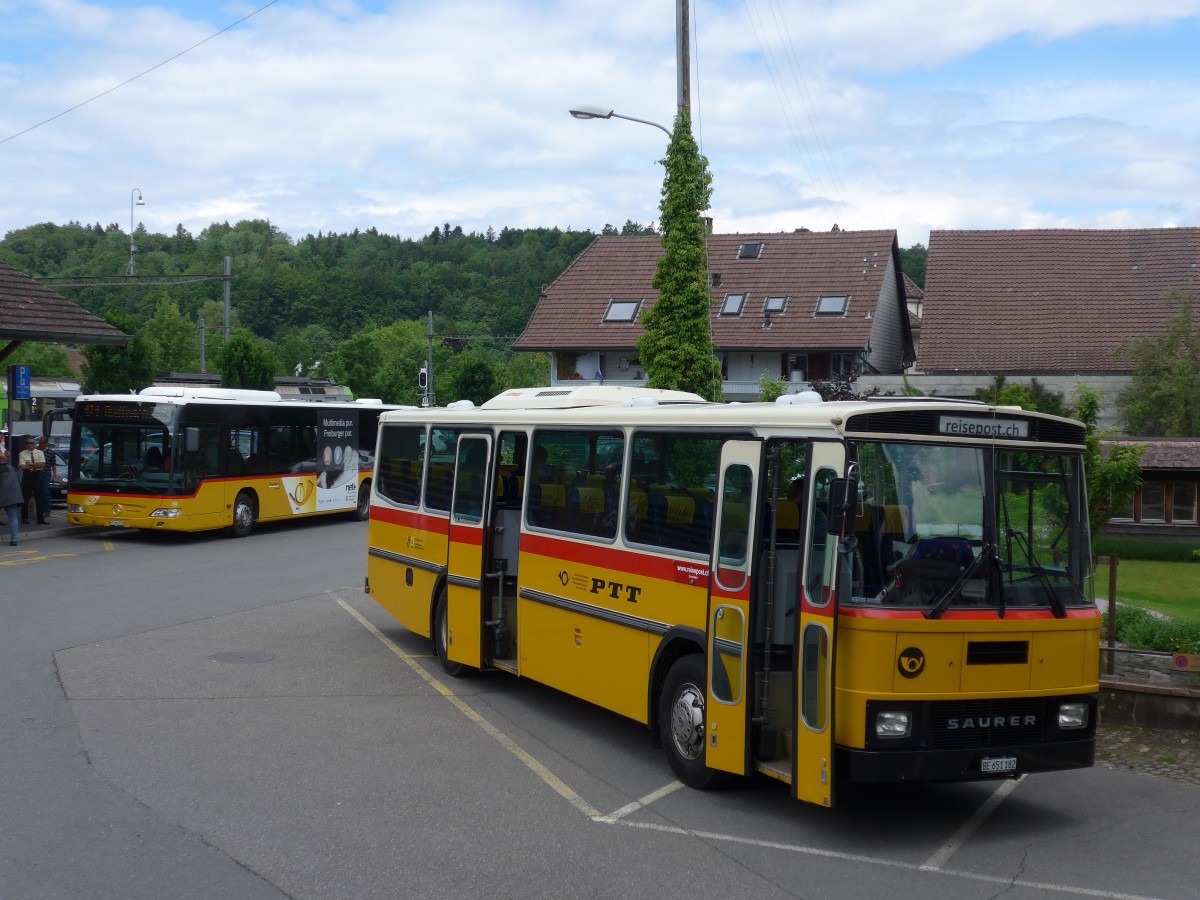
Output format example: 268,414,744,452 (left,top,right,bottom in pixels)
2,1,1200,251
